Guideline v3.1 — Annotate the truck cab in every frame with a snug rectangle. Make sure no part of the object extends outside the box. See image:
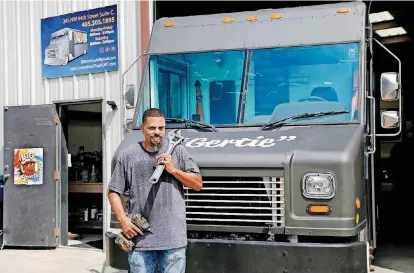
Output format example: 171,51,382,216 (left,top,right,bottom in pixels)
106,2,402,272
